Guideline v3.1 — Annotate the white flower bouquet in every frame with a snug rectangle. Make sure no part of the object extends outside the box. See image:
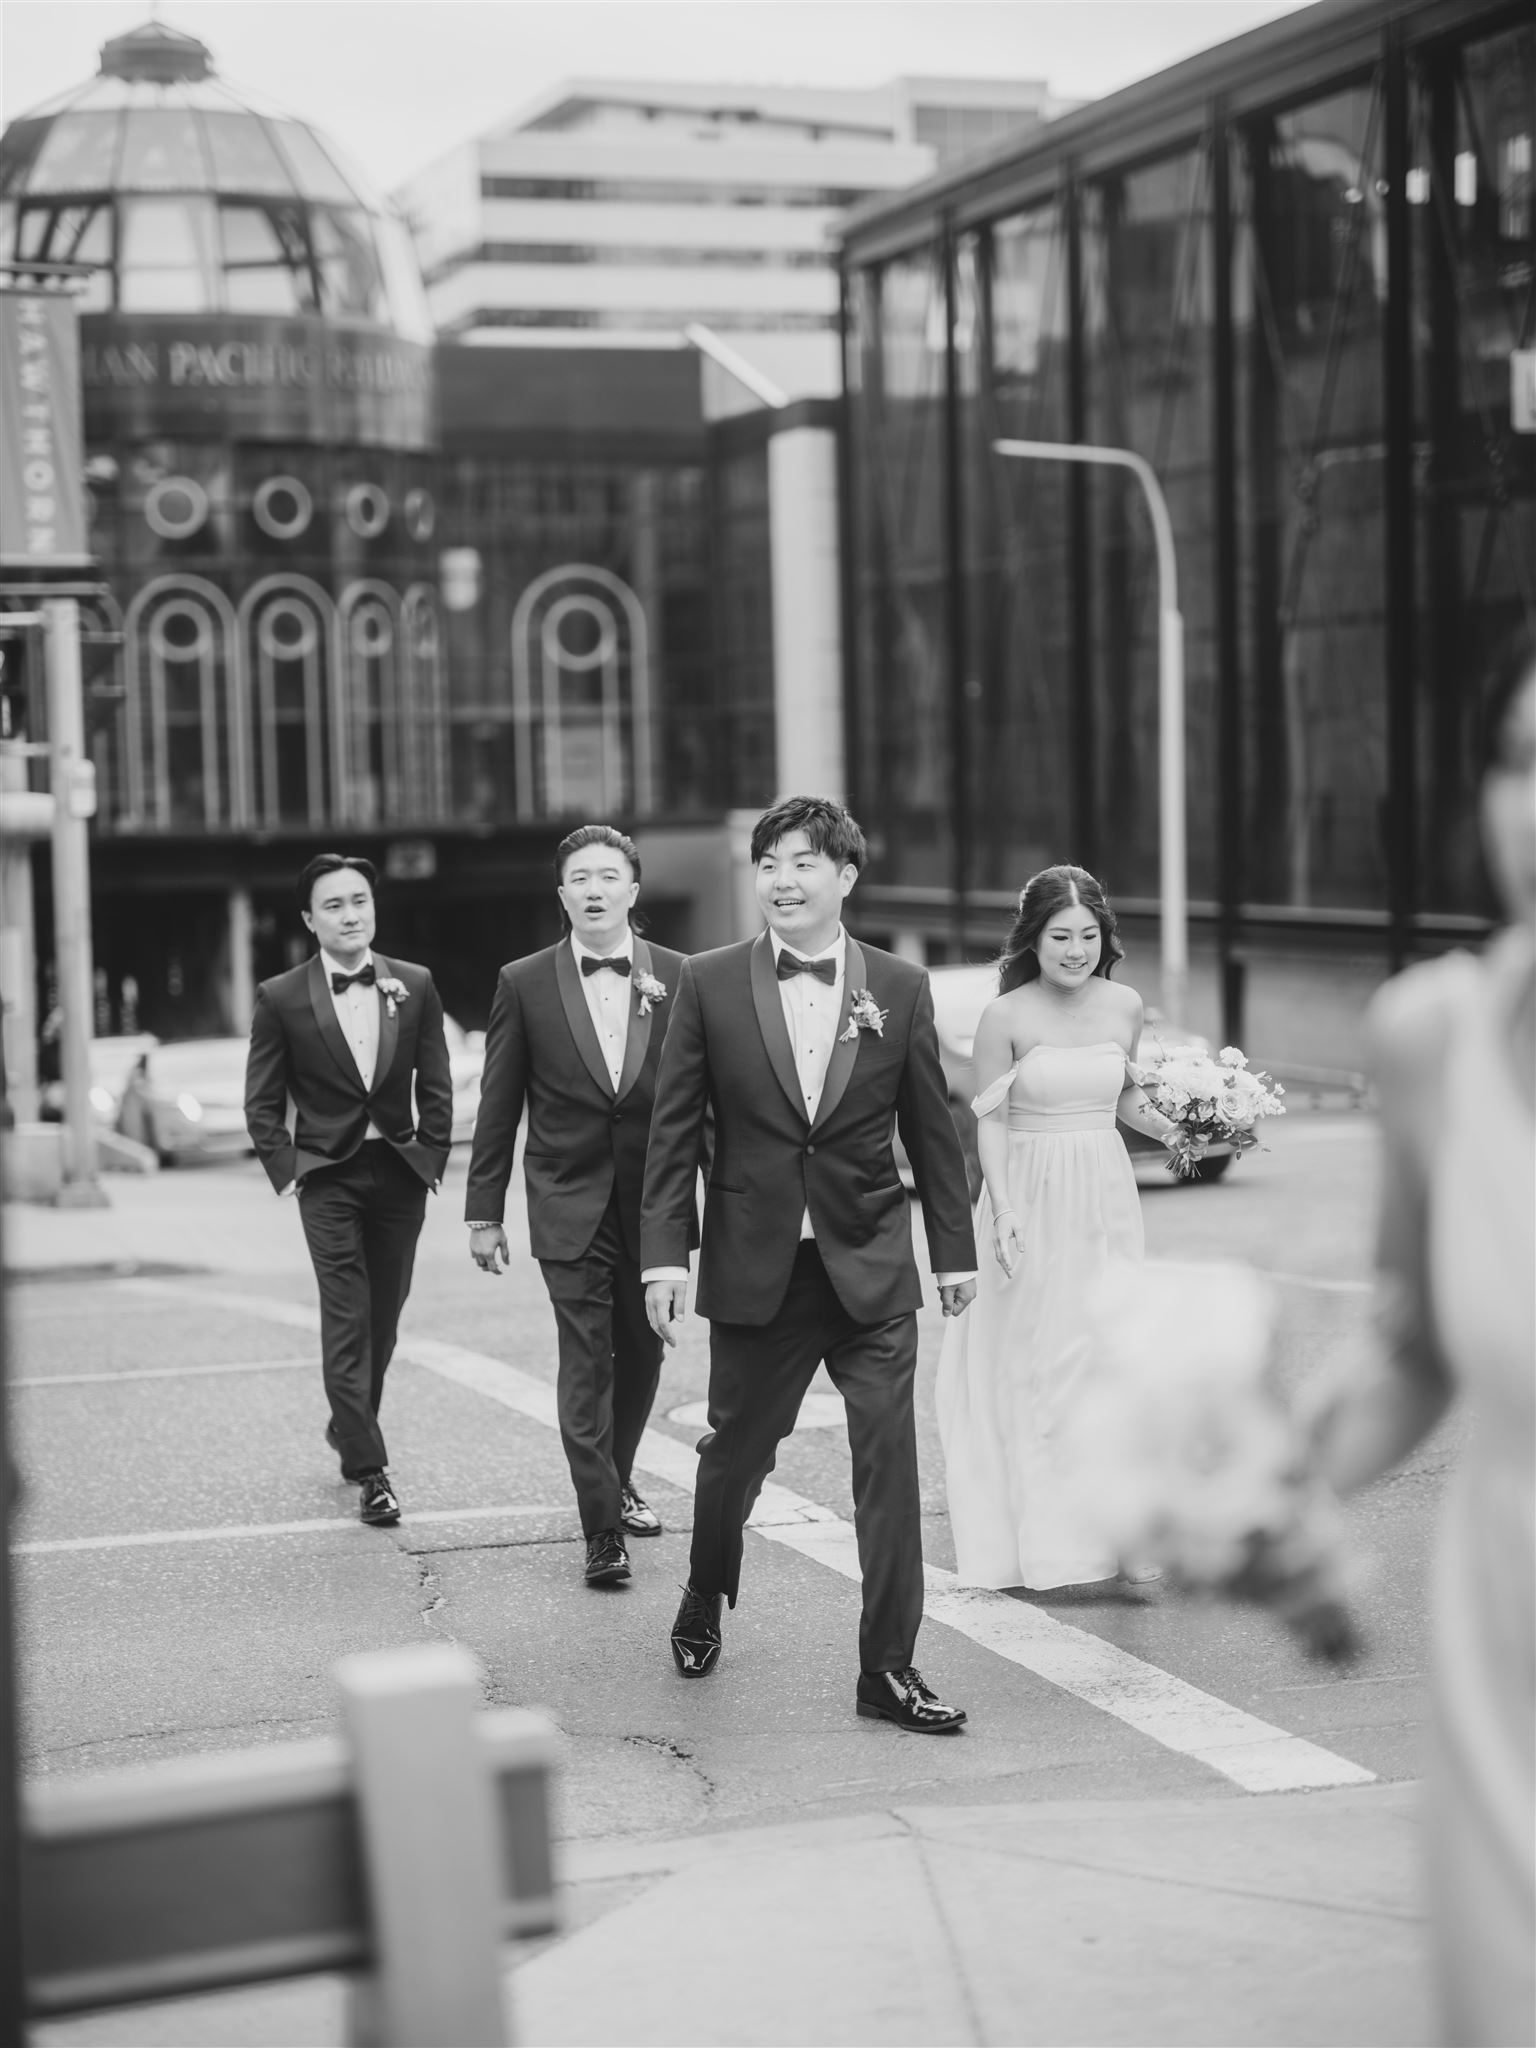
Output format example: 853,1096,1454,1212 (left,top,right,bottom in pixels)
1133,1042,1285,1177
1058,1260,1360,1662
